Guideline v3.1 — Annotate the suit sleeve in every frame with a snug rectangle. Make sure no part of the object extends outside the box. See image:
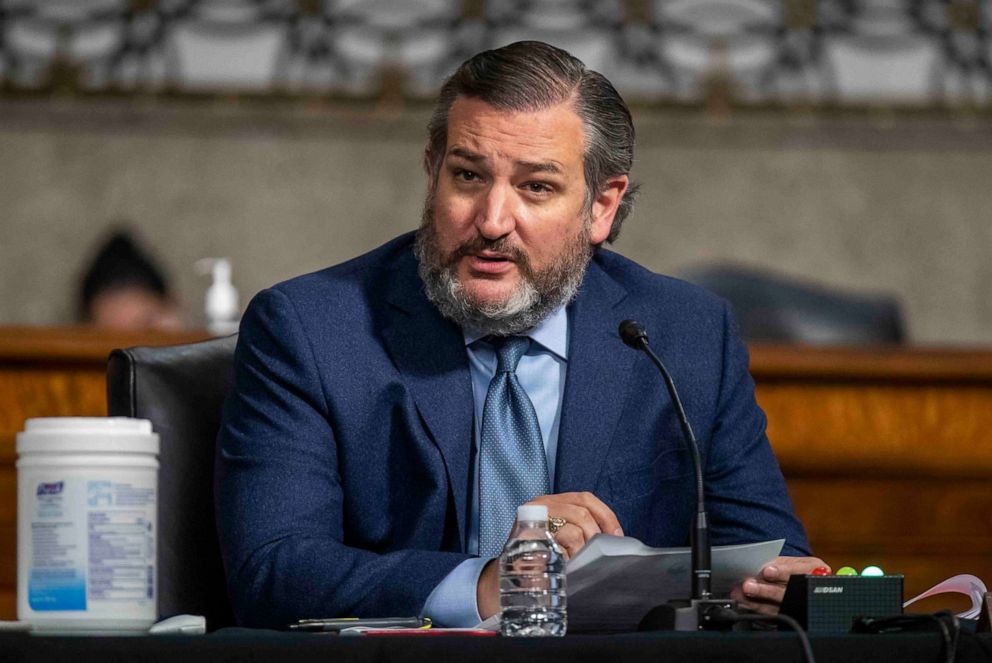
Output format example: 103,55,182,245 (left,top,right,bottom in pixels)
215,287,471,628
702,302,812,557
